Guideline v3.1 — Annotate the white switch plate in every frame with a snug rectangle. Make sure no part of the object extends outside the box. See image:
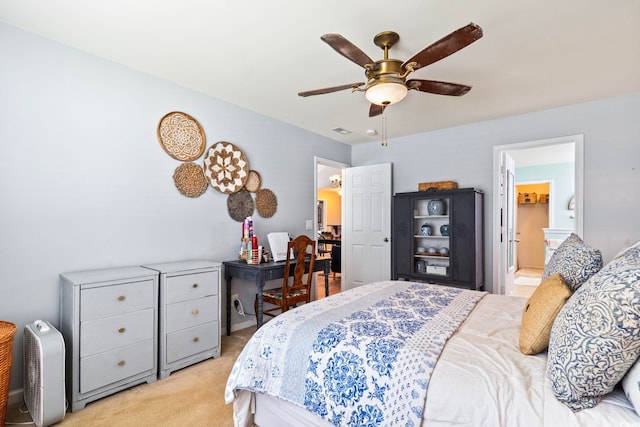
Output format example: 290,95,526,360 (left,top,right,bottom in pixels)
305,219,313,230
